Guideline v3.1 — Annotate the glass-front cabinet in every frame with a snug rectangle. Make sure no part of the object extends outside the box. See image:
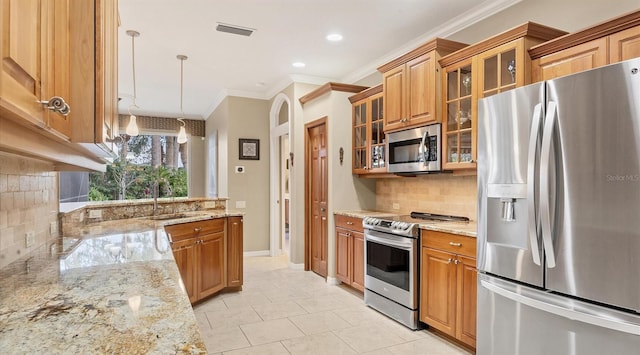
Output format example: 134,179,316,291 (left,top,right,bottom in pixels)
477,40,525,98
349,85,386,175
443,60,475,169
439,22,566,170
